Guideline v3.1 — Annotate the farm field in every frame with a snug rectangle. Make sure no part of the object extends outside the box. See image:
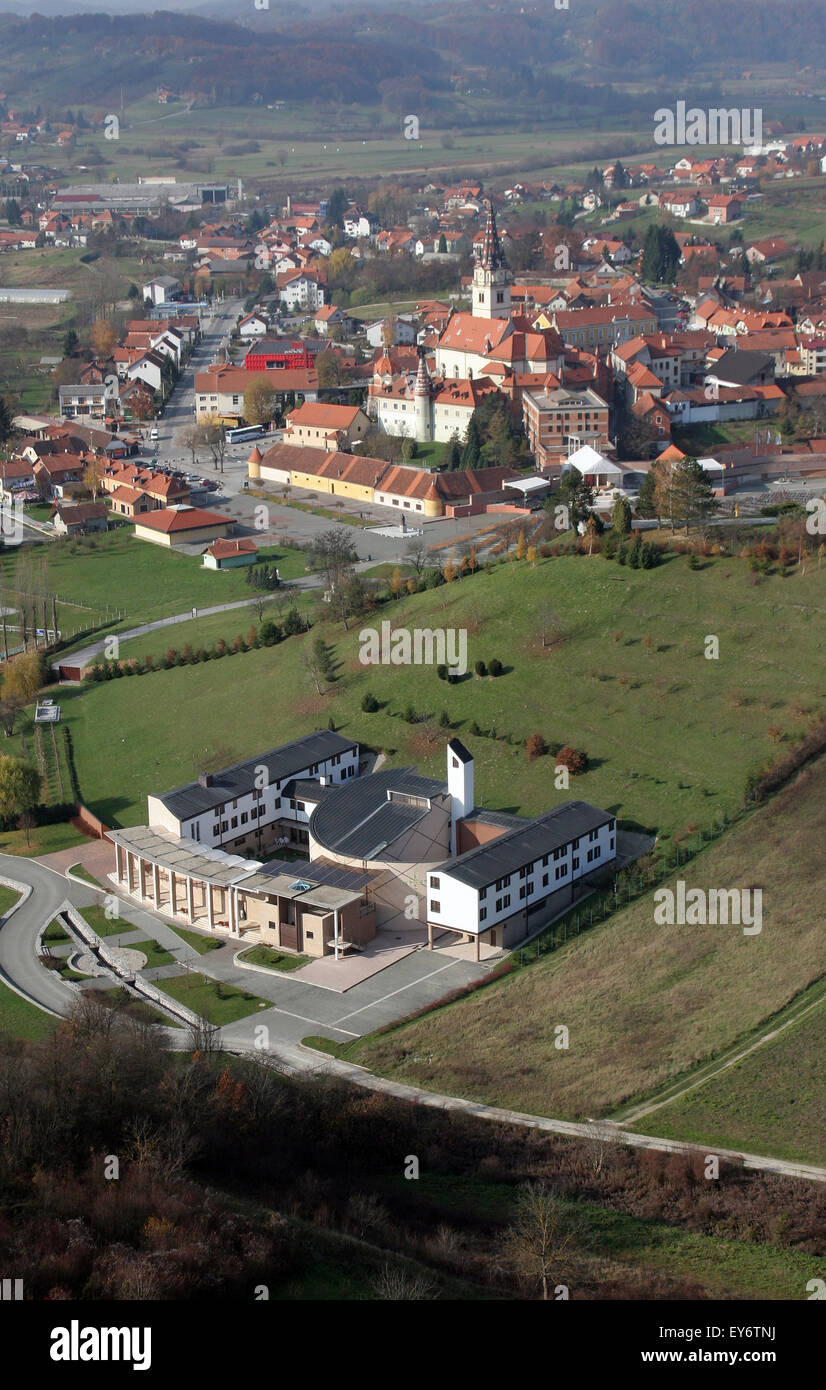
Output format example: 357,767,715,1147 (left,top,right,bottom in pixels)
351,753,826,1149
59,548,826,833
